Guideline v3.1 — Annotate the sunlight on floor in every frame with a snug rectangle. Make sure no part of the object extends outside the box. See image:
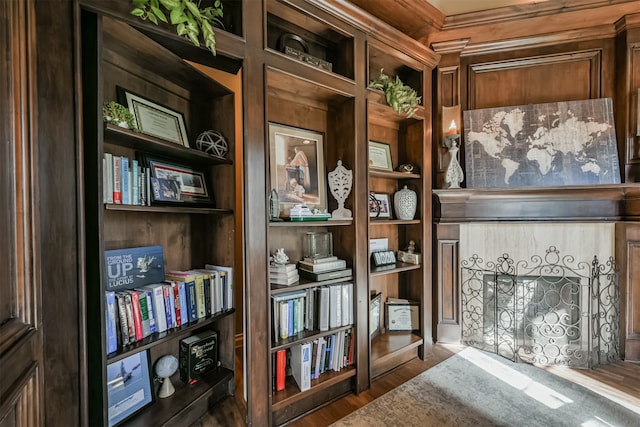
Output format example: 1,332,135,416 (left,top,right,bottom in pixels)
458,347,573,409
